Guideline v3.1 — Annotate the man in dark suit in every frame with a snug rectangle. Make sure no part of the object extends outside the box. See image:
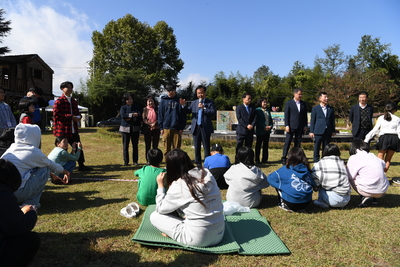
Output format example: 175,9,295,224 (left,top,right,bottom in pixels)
235,93,256,154
281,88,308,165
181,85,216,165
309,92,336,162
349,91,374,140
